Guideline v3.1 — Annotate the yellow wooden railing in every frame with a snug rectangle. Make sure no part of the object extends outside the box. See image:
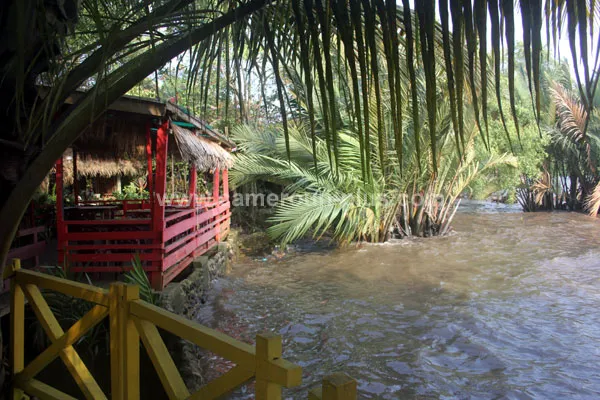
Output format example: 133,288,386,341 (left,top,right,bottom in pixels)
4,259,357,400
